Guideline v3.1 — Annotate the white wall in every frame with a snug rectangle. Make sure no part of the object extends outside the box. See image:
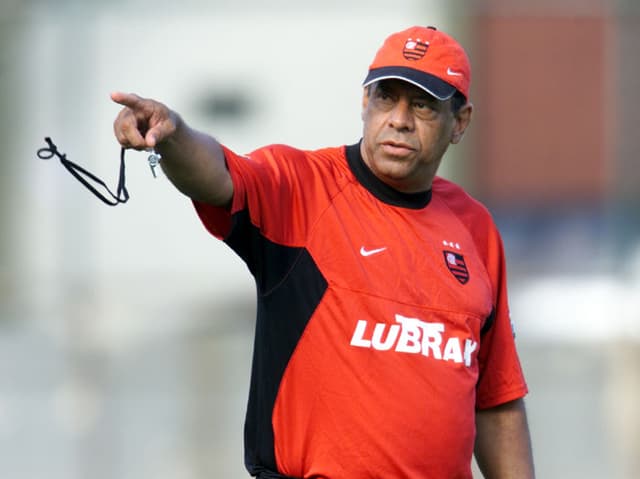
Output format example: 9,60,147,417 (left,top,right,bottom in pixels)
4,4,455,479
